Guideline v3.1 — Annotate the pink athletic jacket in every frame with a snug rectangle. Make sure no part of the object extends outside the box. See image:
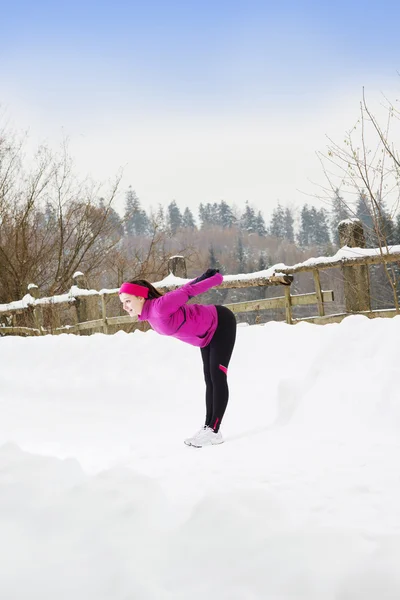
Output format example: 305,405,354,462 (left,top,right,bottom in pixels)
137,272,223,347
